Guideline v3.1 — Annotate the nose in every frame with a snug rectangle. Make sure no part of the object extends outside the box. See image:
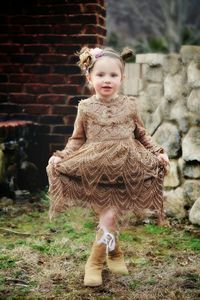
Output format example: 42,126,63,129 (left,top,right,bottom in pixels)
103,78,110,83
